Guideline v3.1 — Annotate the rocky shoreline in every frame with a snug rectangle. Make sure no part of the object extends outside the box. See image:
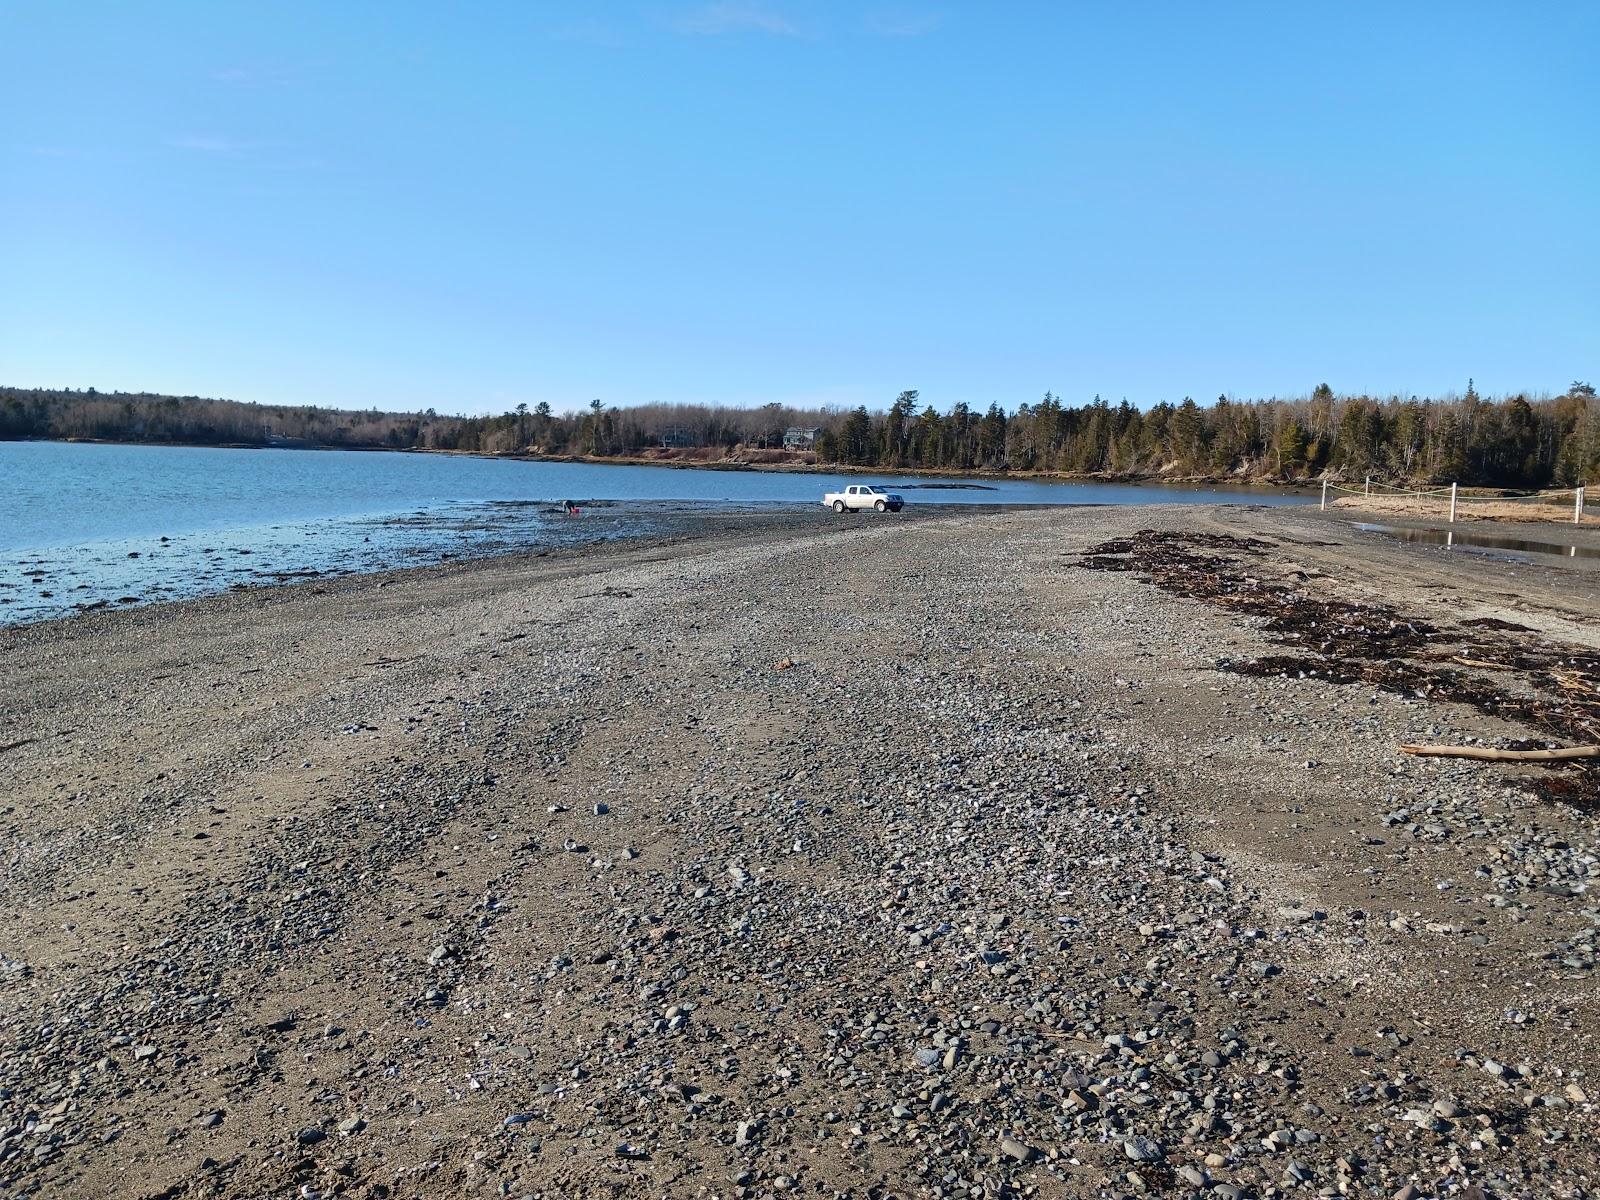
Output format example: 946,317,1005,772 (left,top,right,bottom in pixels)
1,506,1597,1200
0,500,868,628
